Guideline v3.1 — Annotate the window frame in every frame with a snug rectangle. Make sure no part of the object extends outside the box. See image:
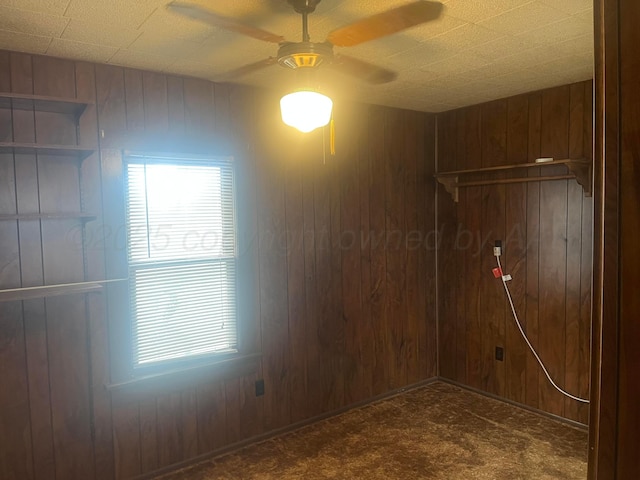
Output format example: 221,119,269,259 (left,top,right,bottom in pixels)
123,152,241,377
105,149,262,398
